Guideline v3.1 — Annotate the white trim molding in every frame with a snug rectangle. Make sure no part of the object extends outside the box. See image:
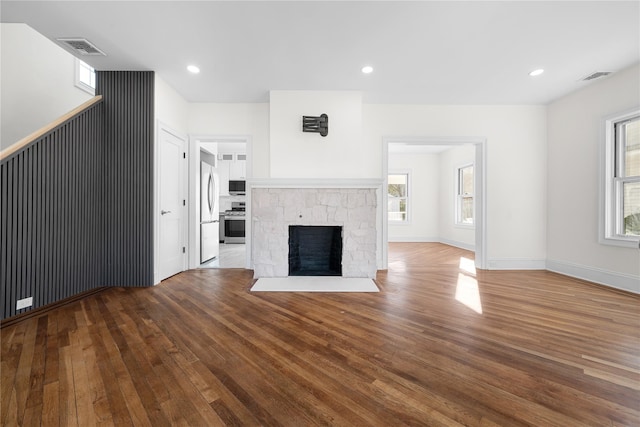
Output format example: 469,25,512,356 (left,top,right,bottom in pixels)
546,259,640,294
